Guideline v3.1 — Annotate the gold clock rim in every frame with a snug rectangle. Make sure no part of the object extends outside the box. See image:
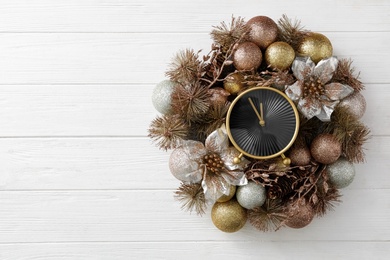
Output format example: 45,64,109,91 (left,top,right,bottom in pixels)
226,86,300,160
